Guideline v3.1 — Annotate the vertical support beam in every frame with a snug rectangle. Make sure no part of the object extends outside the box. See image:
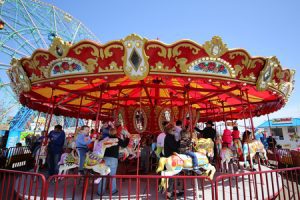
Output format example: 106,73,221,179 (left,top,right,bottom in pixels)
33,112,41,135
222,101,227,129
95,89,103,133
240,89,247,132
46,96,56,135
245,90,255,139
186,88,193,133
229,106,234,125
75,96,84,131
